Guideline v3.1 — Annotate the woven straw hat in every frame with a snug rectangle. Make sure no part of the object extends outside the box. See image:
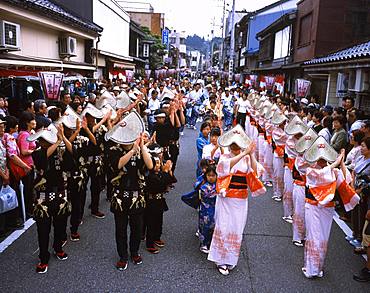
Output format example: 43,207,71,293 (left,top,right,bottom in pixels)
105,111,144,144
81,103,104,119
265,104,278,119
116,90,131,109
285,116,309,135
95,90,117,109
255,97,267,110
303,136,338,163
218,124,252,149
27,123,58,144
101,104,117,120
295,128,318,154
60,105,82,130
271,110,288,125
